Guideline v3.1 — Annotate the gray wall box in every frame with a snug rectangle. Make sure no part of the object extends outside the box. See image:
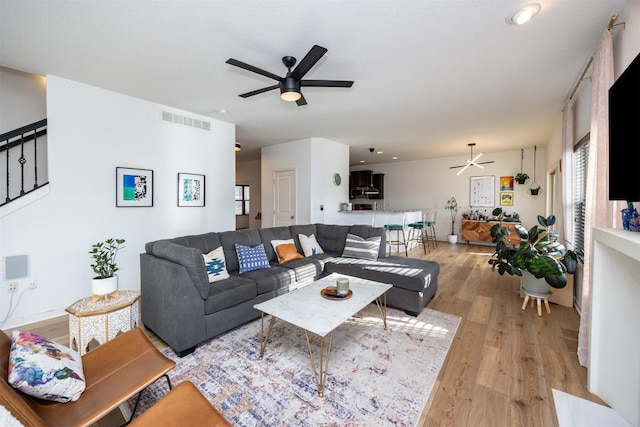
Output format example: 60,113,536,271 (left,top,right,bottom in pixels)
5,254,29,280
